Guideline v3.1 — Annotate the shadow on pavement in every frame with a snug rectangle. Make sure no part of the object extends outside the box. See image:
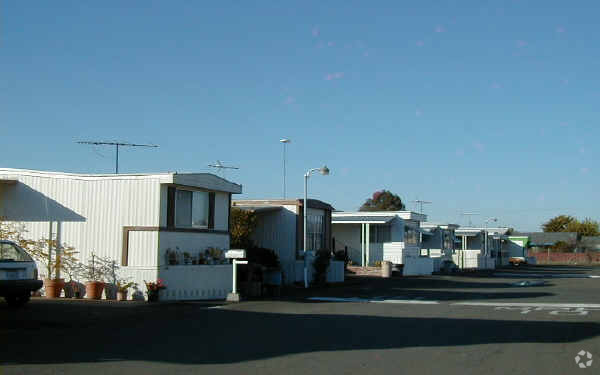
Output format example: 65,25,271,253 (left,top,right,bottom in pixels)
2,301,598,366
